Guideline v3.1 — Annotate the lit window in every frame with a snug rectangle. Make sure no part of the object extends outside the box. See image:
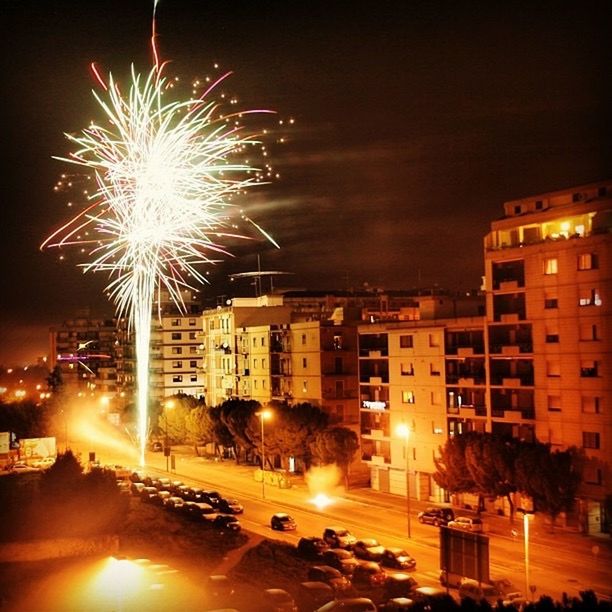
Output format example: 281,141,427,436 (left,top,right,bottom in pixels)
544,258,558,275
580,361,599,378
172,375,183,383
171,318,180,326
578,253,598,270
189,332,197,340
402,391,415,404
579,289,602,307
172,347,183,354
188,318,196,326
190,375,197,382
172,360,182,368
